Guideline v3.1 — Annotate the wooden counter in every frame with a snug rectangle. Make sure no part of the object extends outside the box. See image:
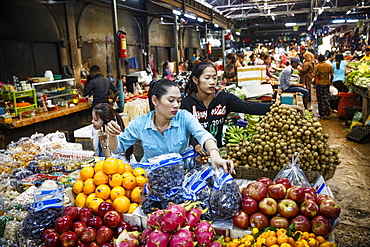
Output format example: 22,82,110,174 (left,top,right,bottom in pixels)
350,85,370,123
